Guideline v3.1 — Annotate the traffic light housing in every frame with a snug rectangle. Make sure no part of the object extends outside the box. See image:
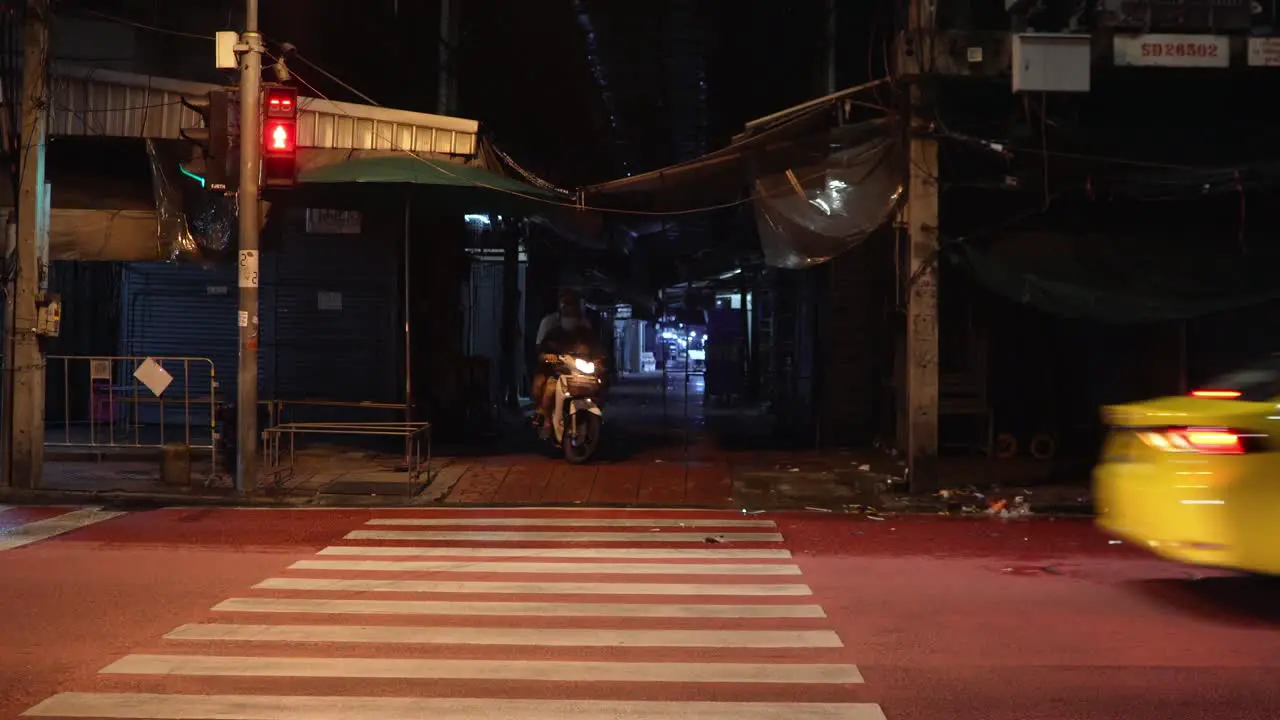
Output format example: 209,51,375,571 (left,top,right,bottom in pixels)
262,84,298,189
179,90,237,192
